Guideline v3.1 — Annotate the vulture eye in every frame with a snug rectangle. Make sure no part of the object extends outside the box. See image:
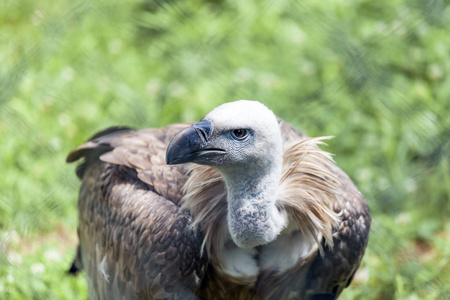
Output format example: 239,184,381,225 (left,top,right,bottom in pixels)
231,129,249,140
